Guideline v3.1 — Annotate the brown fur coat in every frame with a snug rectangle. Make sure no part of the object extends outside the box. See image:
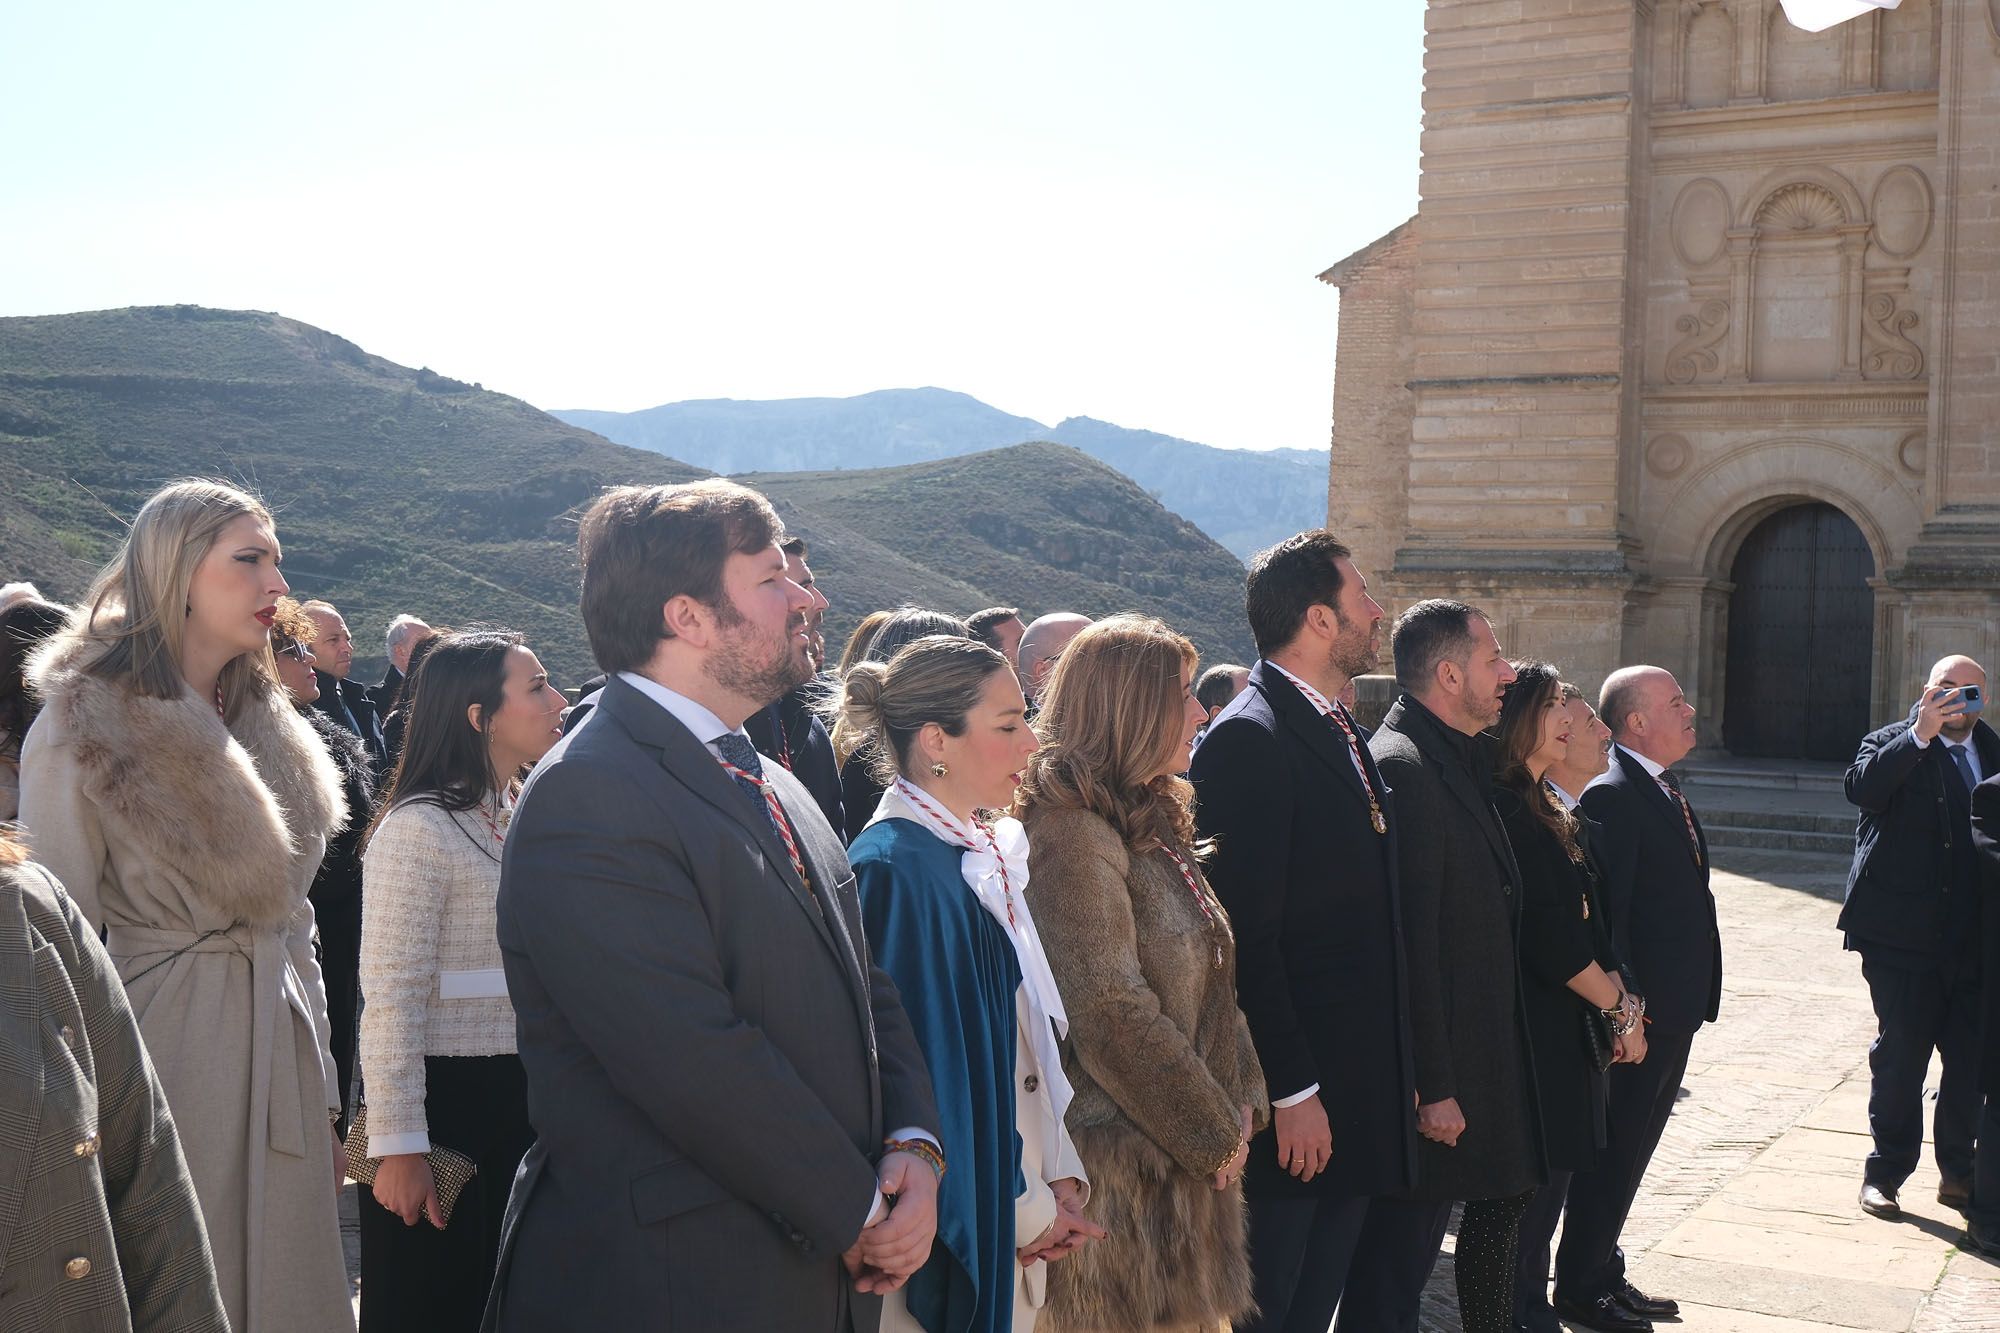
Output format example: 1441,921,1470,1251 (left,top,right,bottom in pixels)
1022,804,1268,1333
